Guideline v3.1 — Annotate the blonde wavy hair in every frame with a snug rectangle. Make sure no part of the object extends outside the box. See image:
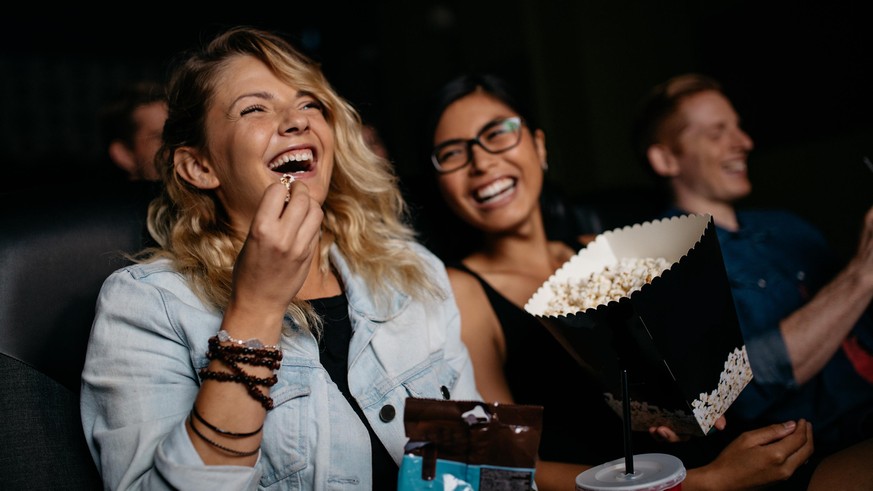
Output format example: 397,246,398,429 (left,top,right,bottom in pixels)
143,26,443,331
